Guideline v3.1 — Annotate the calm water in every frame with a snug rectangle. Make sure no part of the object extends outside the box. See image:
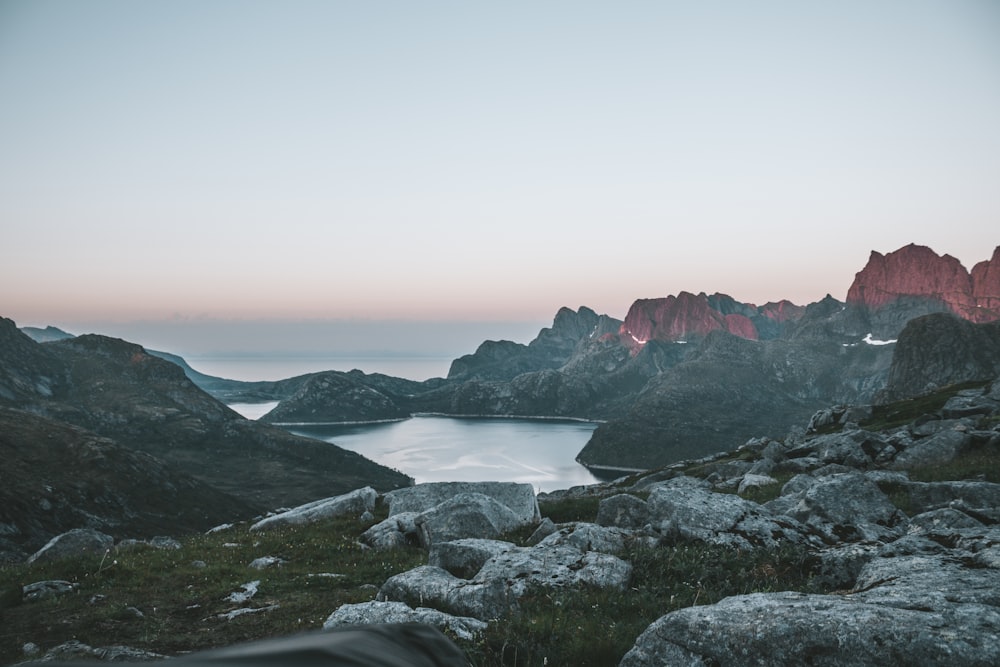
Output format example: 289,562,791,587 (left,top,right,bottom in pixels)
278,416,601,493
220,358,602,492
